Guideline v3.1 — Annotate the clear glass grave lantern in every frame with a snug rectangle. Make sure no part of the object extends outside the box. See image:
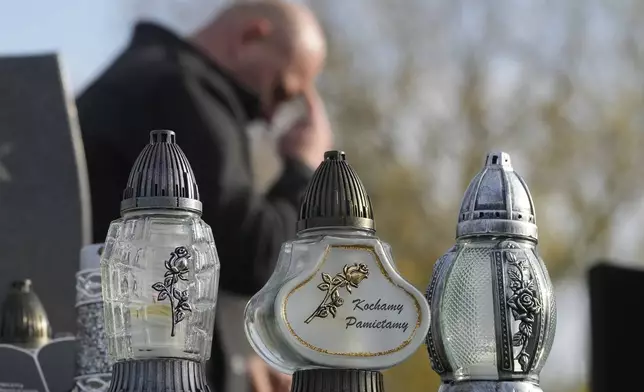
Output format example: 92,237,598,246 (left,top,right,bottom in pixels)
426,152,557,392
245,151,430,392
101,130,219,391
